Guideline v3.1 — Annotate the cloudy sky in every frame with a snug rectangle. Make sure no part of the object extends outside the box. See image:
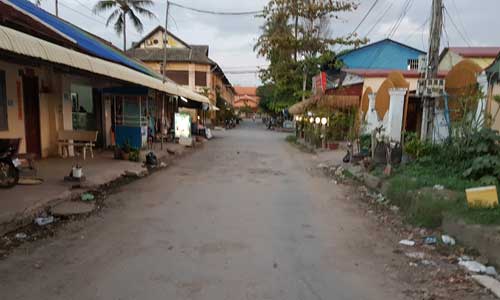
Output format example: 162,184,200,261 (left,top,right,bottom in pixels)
36,0,500,86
